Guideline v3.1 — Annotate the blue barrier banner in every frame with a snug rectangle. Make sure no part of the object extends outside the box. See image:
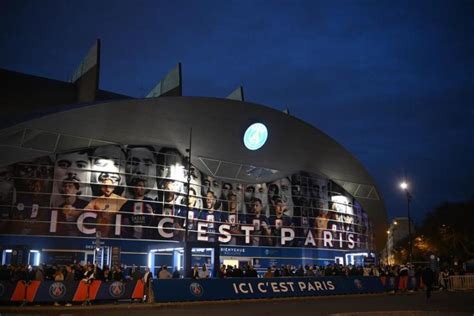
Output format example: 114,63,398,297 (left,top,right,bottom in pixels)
96,281,136,301
152,277,384,302
0,281,18,302
33,281,78,303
